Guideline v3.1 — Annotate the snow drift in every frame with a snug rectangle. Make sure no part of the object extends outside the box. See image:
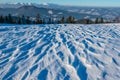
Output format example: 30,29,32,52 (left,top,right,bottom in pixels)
0,24,120,80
